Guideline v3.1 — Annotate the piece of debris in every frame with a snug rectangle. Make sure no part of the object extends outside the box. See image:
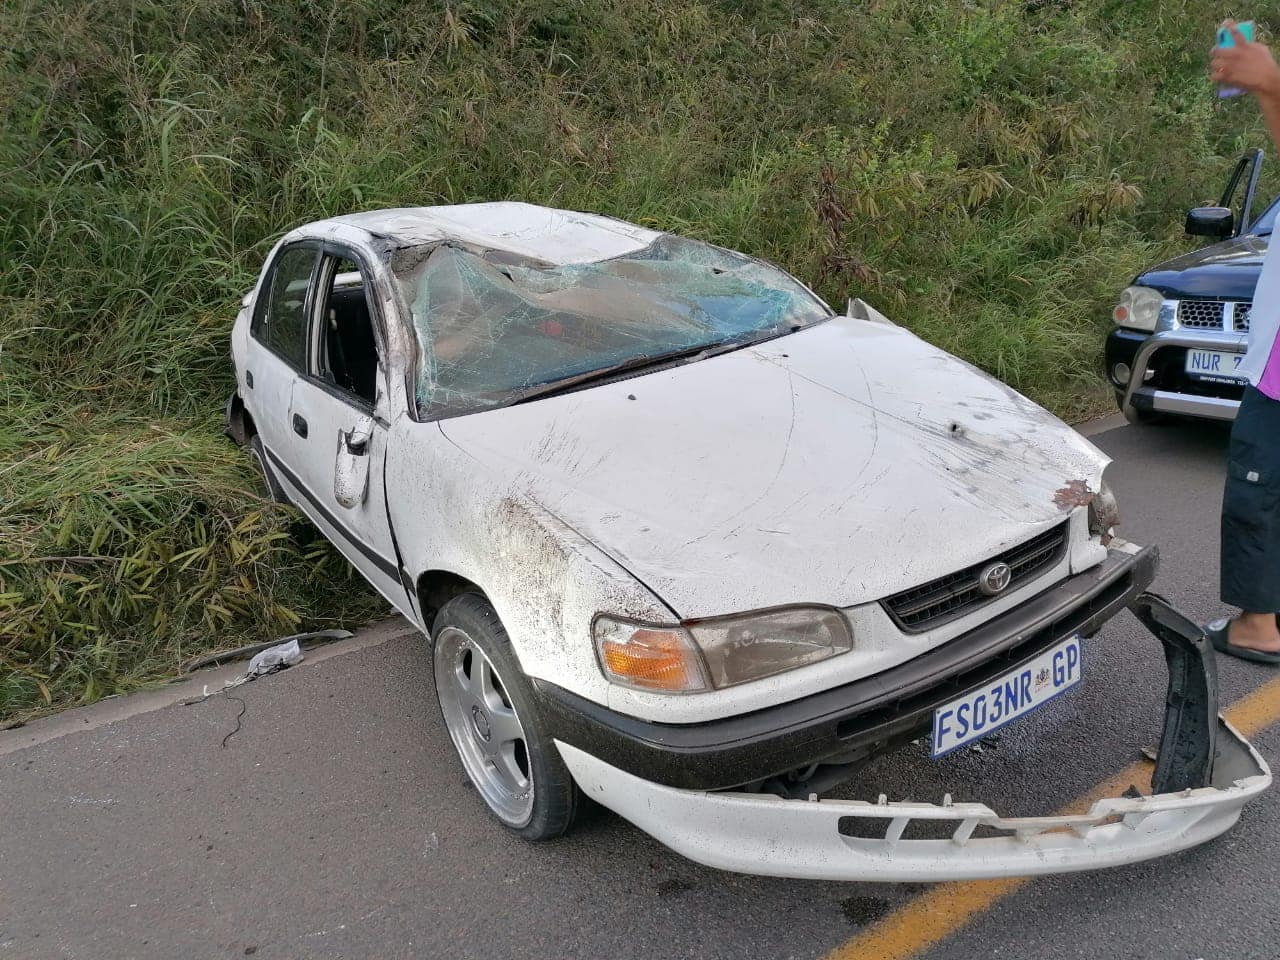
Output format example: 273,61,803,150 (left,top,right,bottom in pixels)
247,639,304,677
1053,479,1096,510
655,877,695,898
